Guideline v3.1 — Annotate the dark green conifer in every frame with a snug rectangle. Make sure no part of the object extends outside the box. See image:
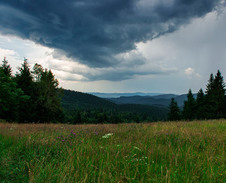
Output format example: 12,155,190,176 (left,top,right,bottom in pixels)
212,70,225,118
205,73,216,119
1,57,12,77
206,73,214,95
16,58,34,95
196,88,205,119
182,89,196,120
0,59,27,121
168,98,181,121
15,58,35,122
205,70,225,119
